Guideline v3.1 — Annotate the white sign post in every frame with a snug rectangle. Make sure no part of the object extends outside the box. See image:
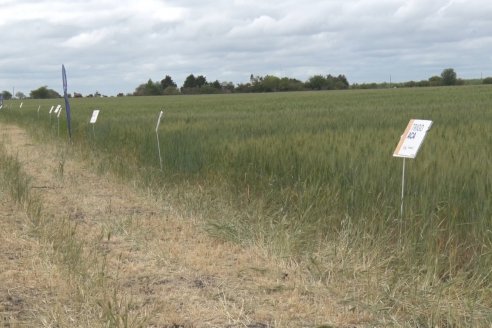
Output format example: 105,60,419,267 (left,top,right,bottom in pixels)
89,109,100,138
155,110,164,171
49,105,55,124
55,105,62,136
393,119,433,218
37,105,41,119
